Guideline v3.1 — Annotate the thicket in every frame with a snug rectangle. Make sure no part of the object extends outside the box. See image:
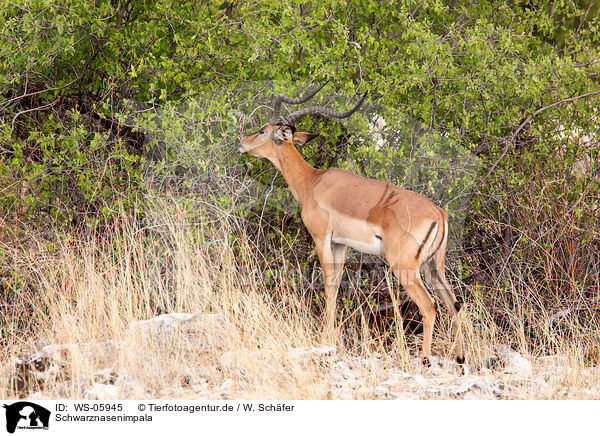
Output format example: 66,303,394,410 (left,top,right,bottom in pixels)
1,1,599,357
